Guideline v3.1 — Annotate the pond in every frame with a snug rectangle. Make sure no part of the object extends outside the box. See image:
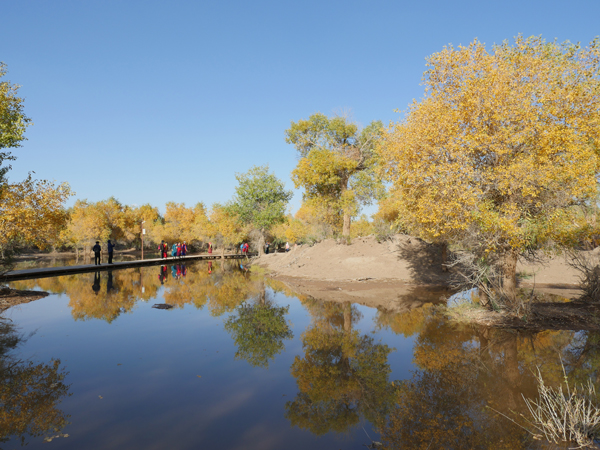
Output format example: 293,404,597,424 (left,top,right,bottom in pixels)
1,260,597,449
